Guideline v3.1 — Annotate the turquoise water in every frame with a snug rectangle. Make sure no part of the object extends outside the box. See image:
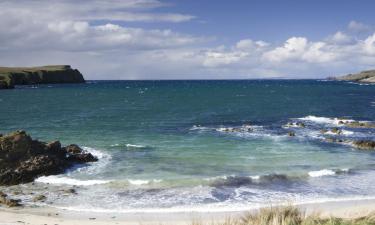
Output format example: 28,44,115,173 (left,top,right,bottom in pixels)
1,80,375,212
